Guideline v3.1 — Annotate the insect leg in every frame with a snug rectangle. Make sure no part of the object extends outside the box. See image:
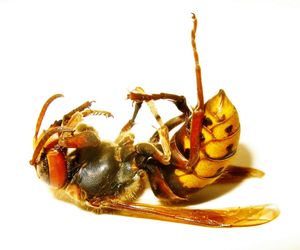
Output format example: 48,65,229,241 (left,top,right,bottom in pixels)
128,89,191,116
149,114,186,143
81,109,113,118
59,110,104,148
119,101,143,134
33,94,111,144
139,159,187,202
215,166,265,184
114,101,143,147
63,109,113,130
191,13,204,109
135,141,170,165
132,88,171,165
30,126,73,166
188,13,205,167
62,100,95,125
58,130,101,148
